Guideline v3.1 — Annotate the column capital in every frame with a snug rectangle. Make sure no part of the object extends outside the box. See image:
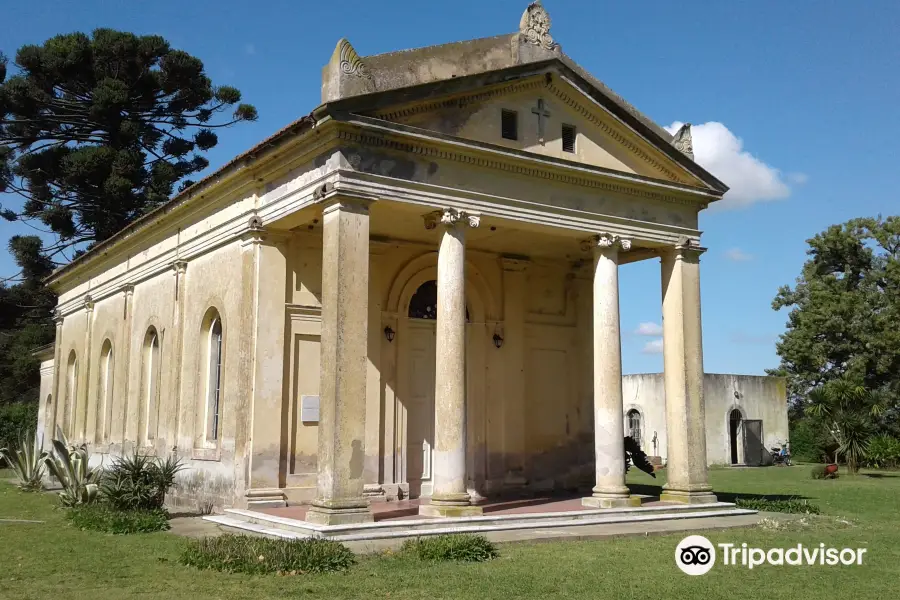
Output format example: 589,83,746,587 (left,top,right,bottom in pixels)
499,255,530,272
53,308,64,326
582,233,632,254
665,237,707,263
172,260,188,275
423,208,480,231
322,197,372,216
83,294,95,312
121,283,135,297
